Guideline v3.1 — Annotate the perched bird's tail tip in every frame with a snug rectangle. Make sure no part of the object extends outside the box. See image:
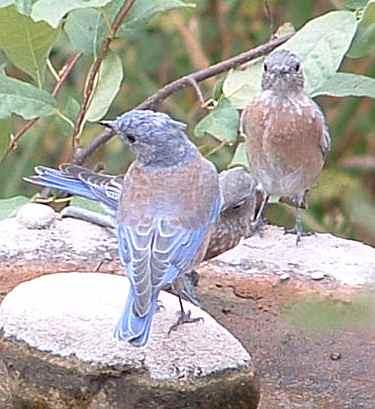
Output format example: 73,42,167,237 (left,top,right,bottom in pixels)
114,292,158,347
